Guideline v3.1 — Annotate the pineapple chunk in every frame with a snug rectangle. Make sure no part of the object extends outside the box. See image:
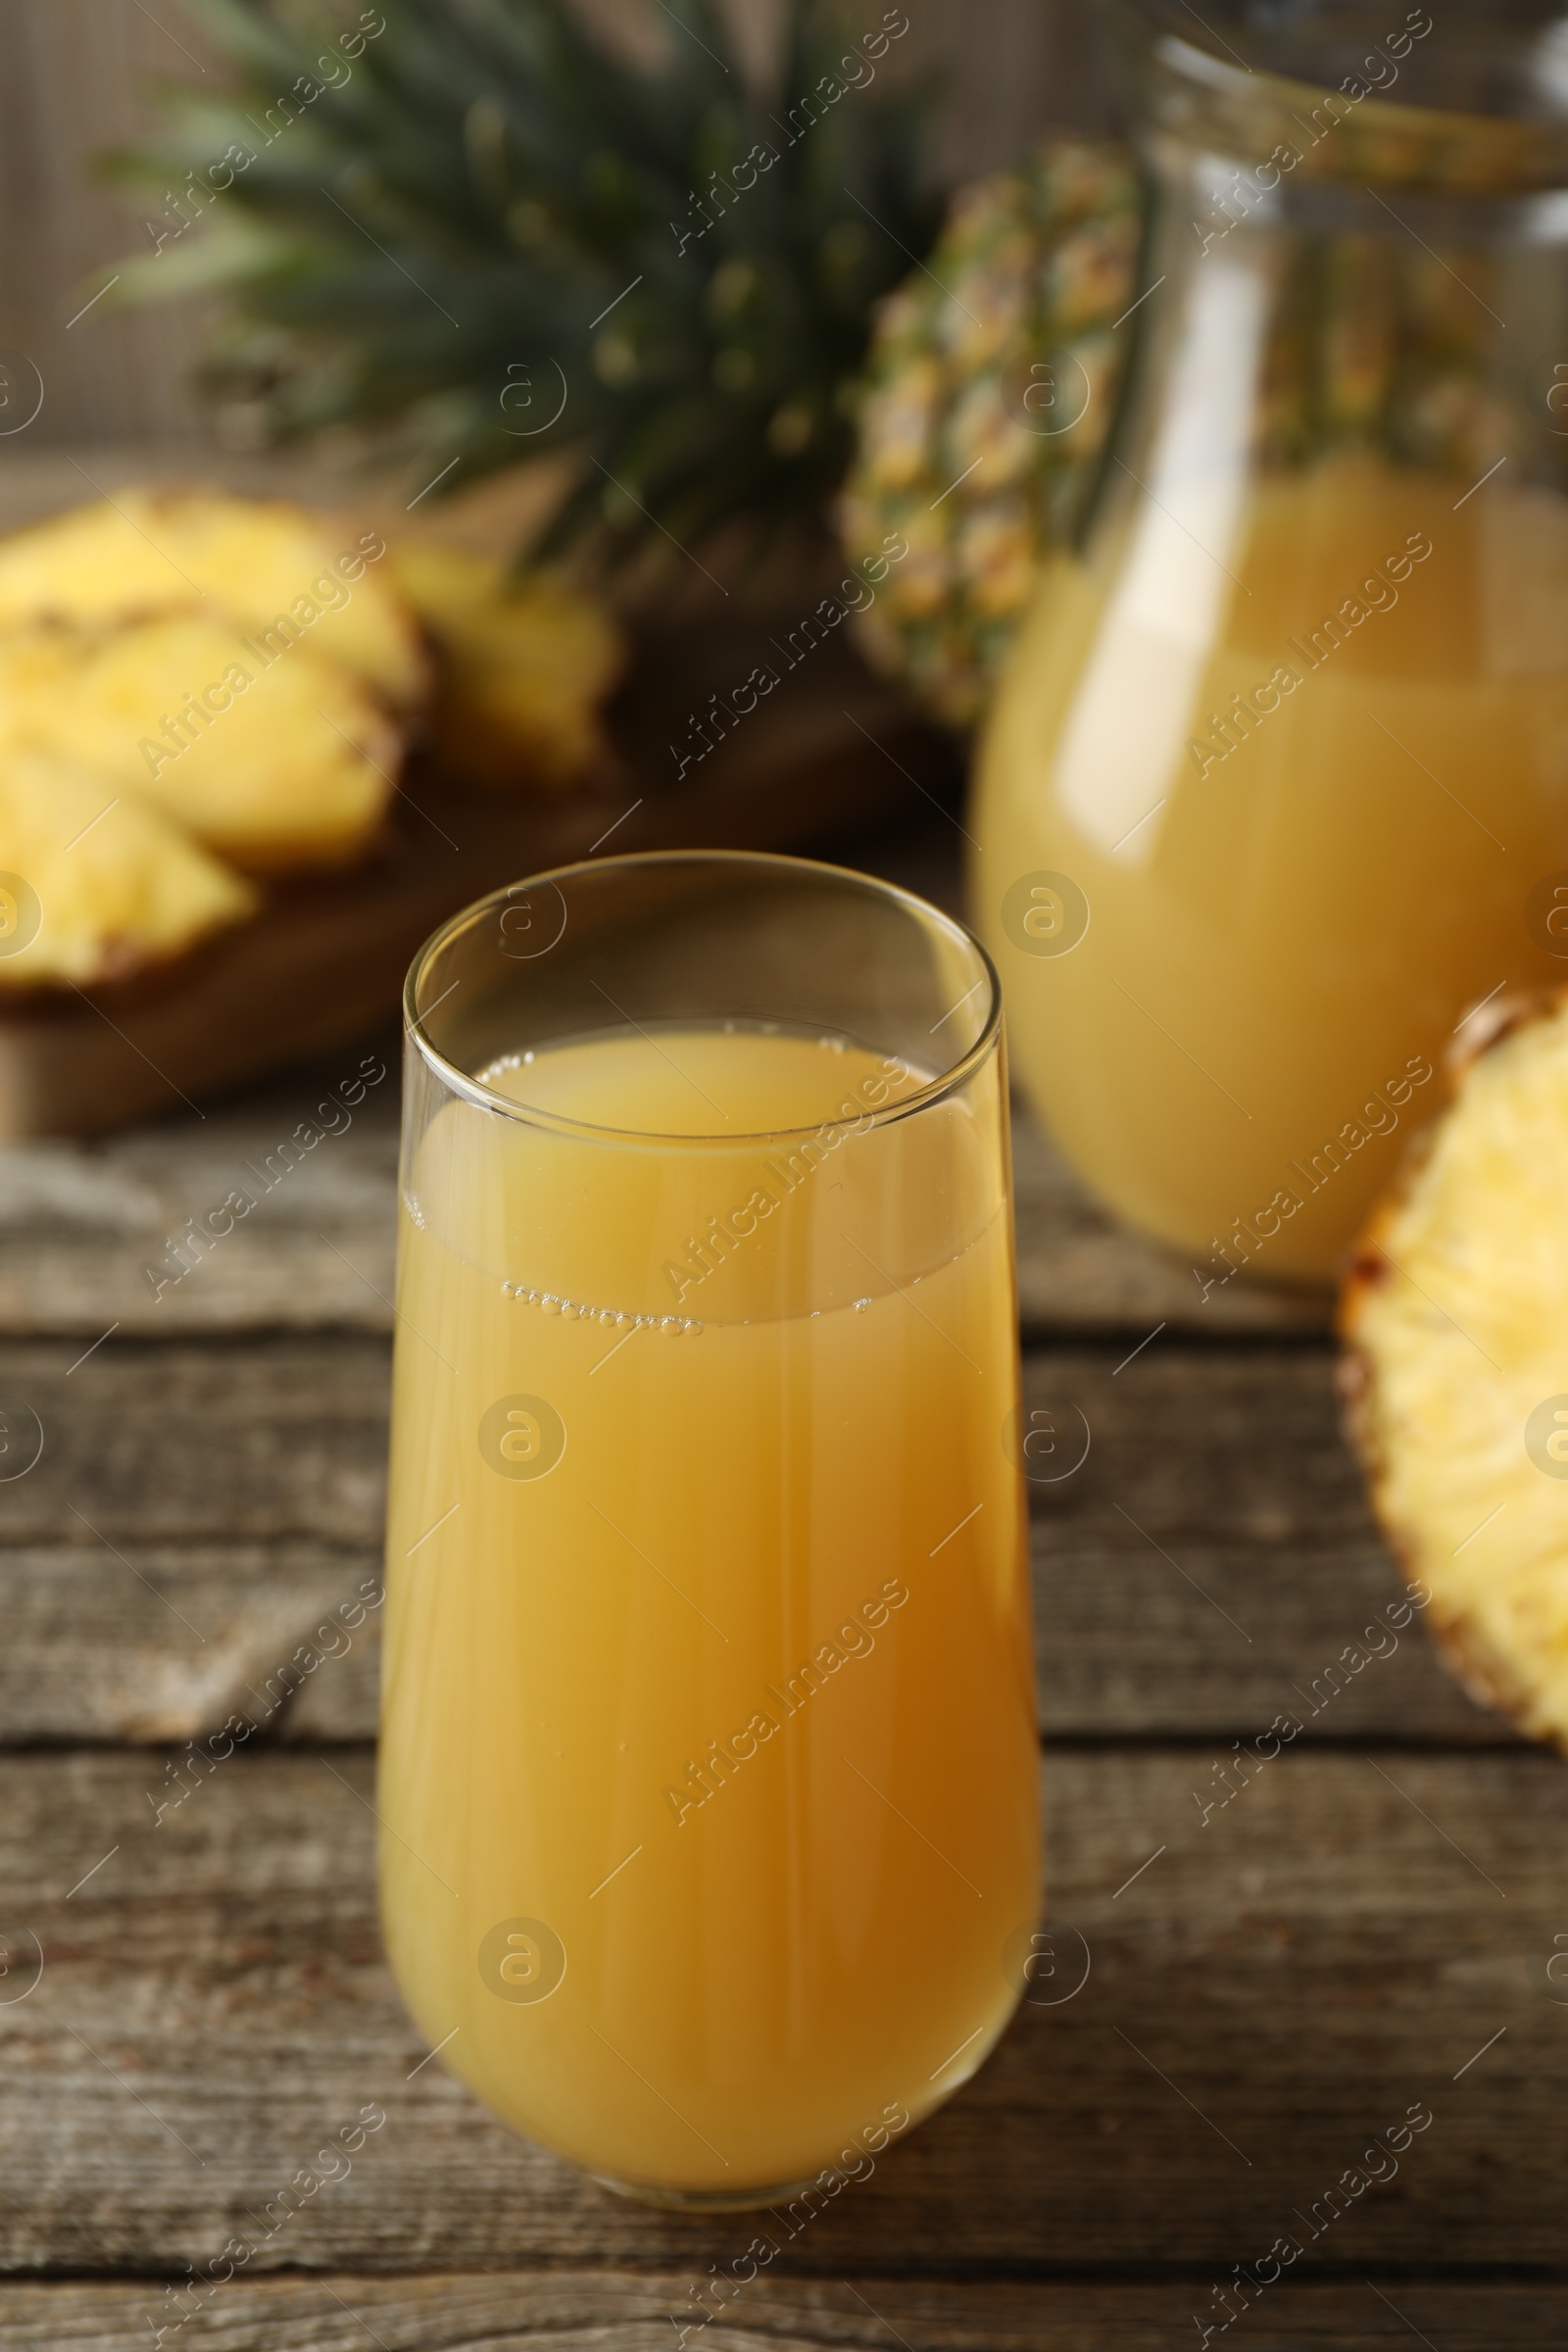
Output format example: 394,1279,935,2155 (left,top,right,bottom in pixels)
0,618,399,870
0,490,428,709
1343,991,1568,1746
0,749,255,989
391,541,623,789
